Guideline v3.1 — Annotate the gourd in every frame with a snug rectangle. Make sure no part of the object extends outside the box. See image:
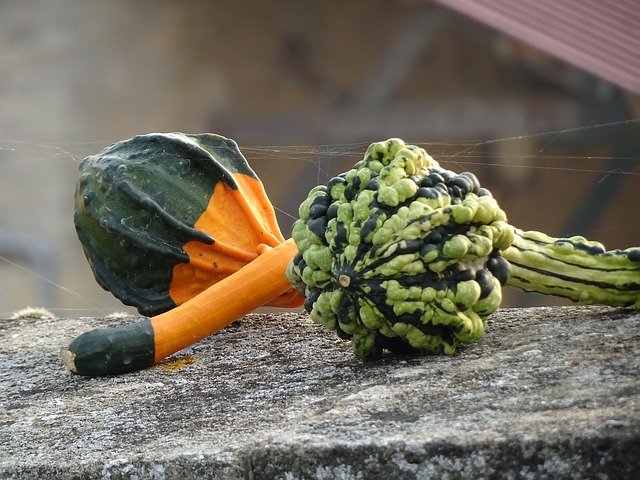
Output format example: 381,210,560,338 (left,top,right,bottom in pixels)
74,132,302,316
287,138,640,358
63,135,640,376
